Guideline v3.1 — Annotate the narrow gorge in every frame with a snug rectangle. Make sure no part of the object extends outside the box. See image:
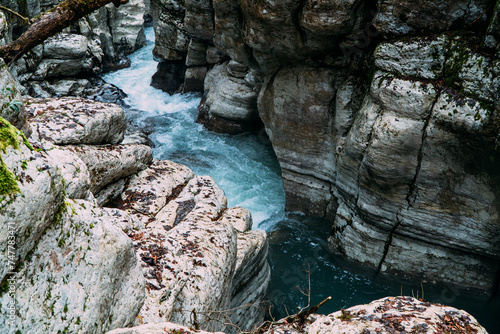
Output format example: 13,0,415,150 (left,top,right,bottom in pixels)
0,0,499,333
